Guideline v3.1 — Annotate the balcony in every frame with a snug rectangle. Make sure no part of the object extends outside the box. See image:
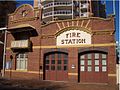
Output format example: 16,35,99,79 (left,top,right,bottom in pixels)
80,3,88,9
43,2,72,9
80,12,89,17
42,10,72,18
11,40,30,49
